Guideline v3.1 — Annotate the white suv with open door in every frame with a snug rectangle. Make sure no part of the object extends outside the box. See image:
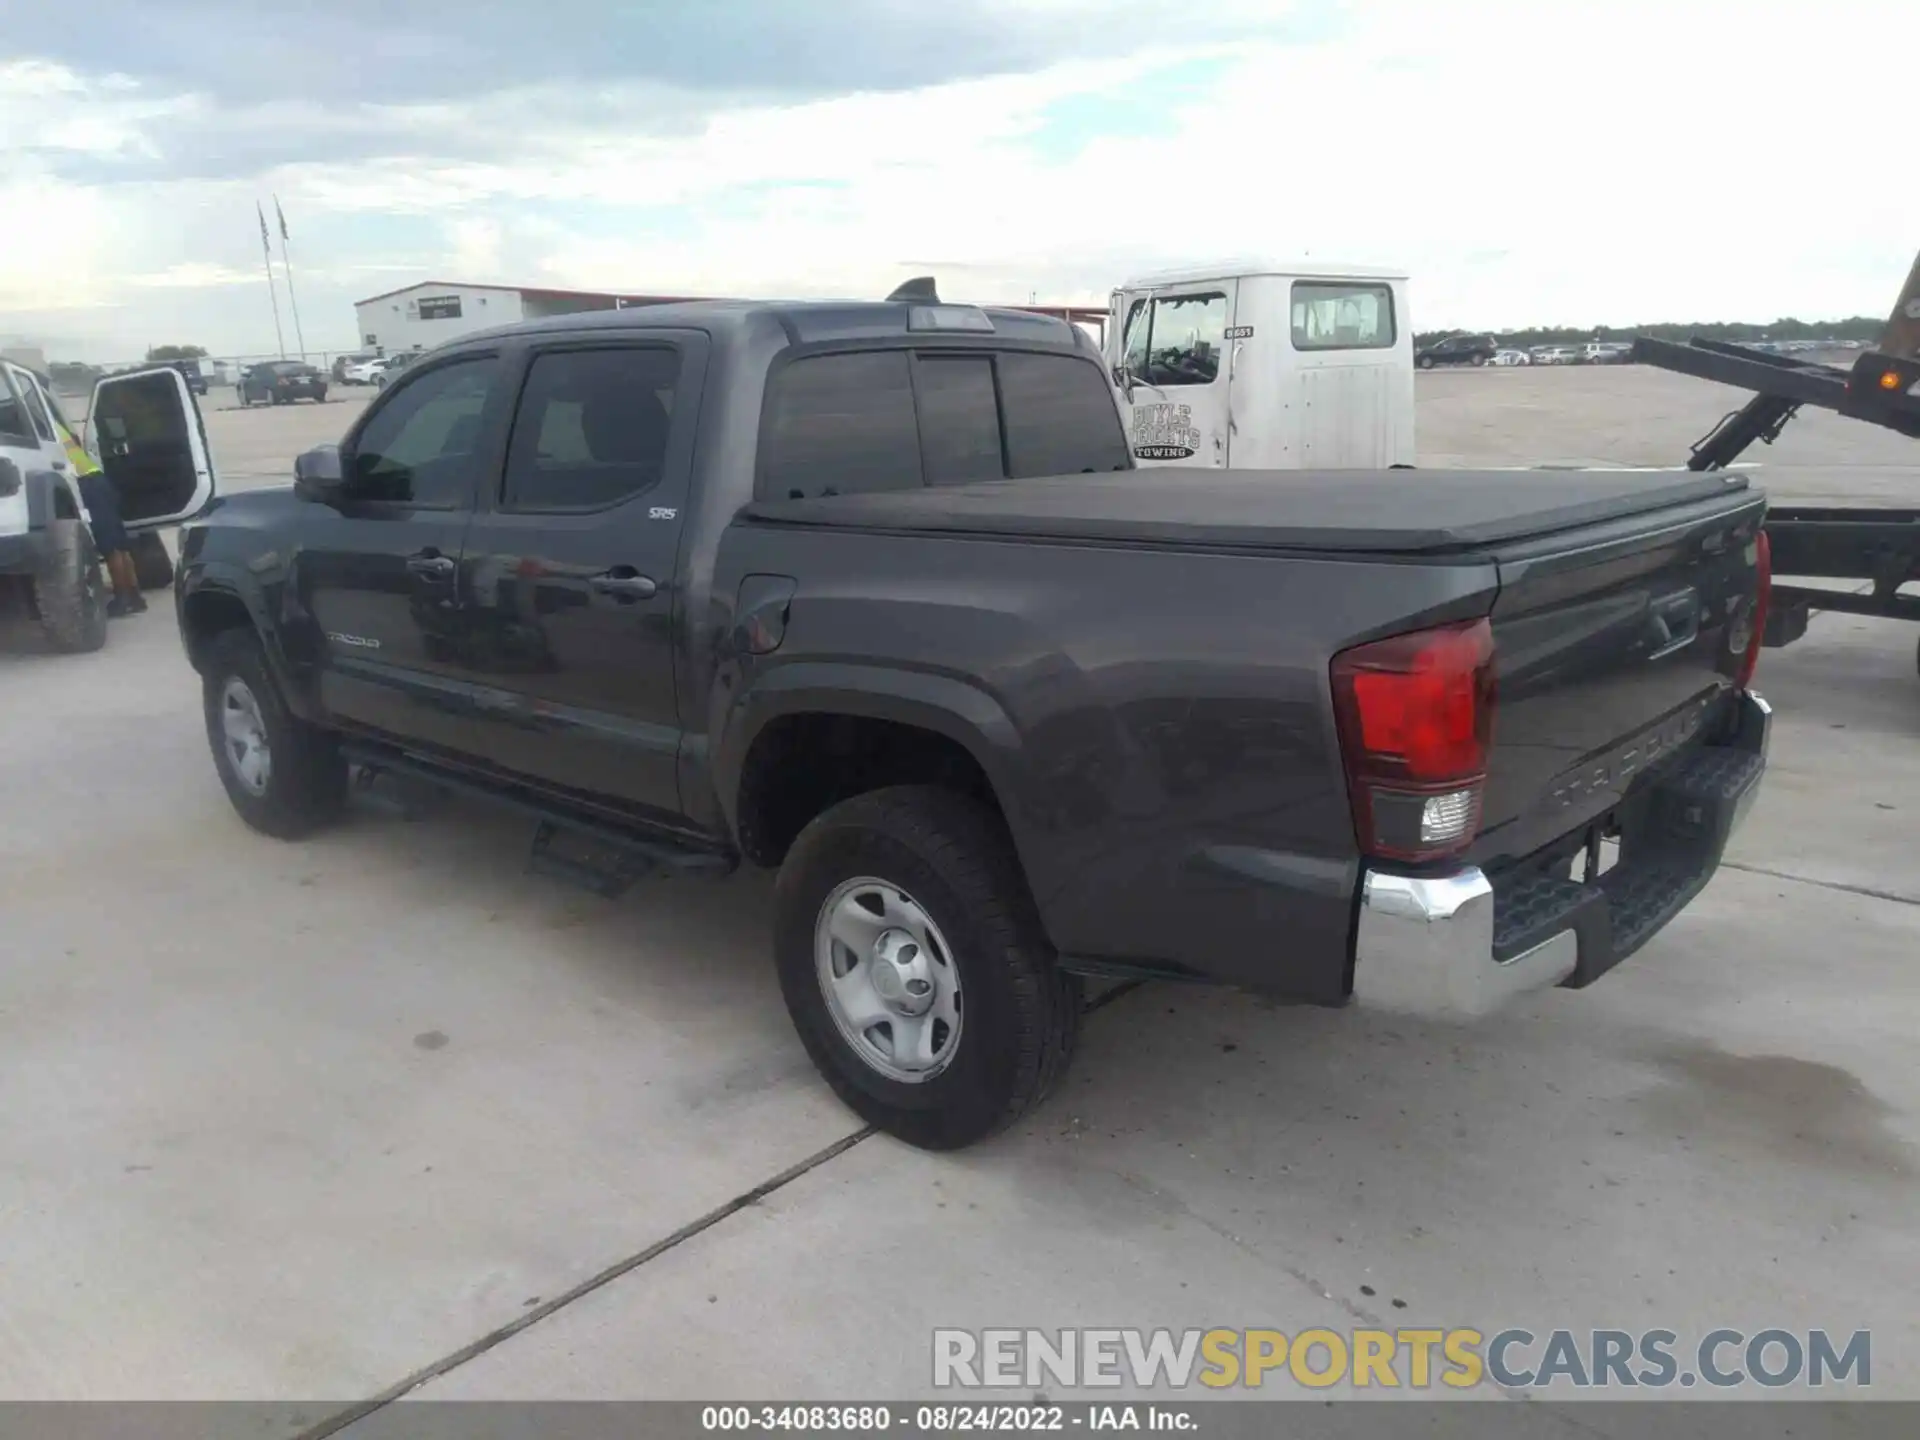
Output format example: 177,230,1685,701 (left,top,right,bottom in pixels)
0,363,219,653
